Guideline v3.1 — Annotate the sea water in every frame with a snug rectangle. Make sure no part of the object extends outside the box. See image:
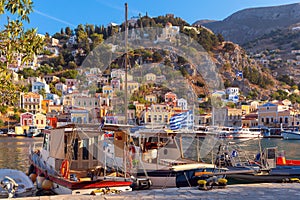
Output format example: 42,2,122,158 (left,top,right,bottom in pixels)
0,136,299,173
